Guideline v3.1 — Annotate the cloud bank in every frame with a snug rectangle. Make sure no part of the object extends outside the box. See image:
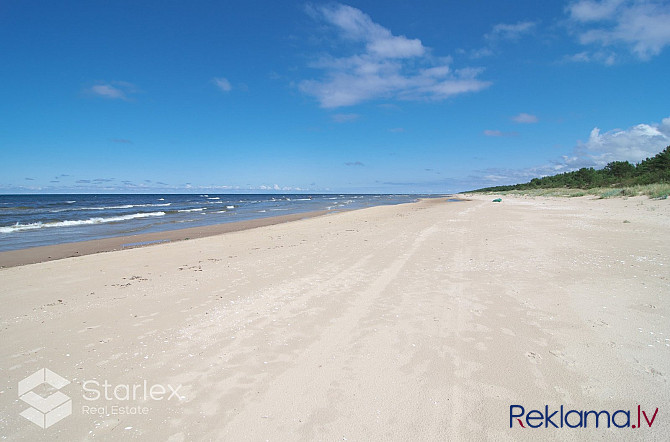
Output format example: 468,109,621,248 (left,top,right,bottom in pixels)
562,116,670,168
475,116,670,187
300,3,490,108
567,0,670,60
